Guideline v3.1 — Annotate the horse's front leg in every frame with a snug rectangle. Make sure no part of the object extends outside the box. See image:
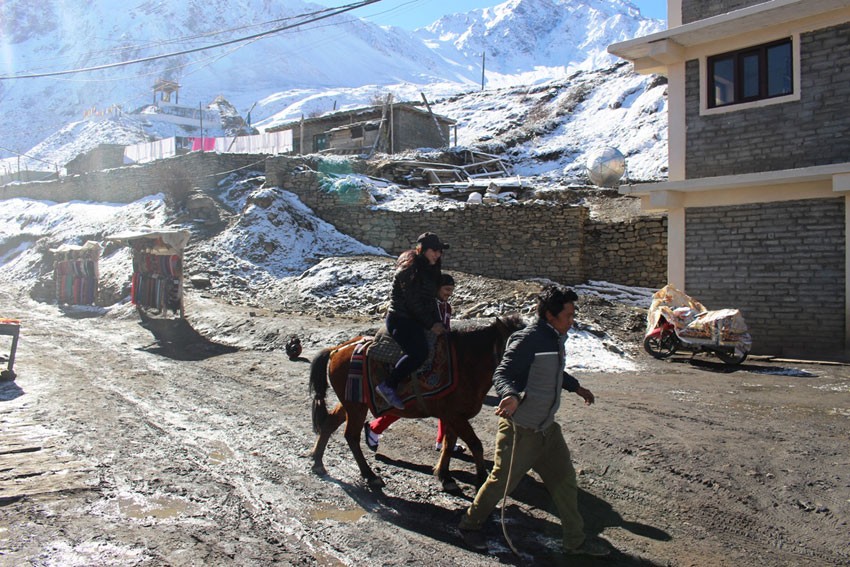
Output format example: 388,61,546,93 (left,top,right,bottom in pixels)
311,402,346,476
438,418,488,488
343,404,385,489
